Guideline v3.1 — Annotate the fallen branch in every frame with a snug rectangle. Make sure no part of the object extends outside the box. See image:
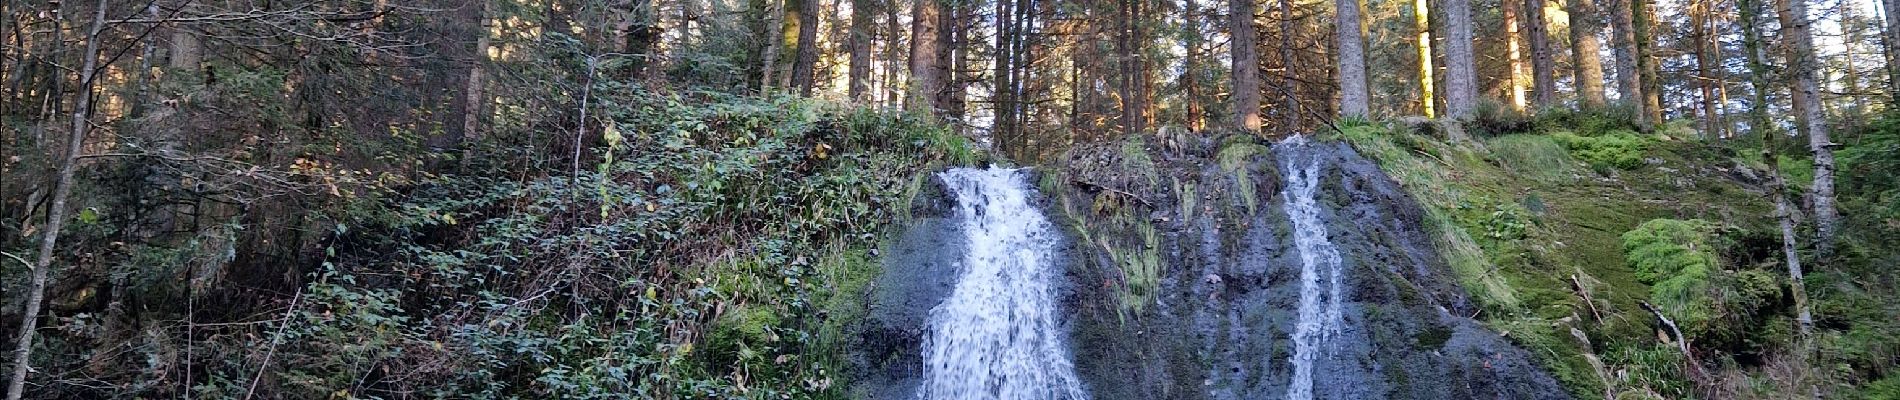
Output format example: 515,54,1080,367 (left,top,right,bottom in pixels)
1639,301,1707,379
1569,274,1604,324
